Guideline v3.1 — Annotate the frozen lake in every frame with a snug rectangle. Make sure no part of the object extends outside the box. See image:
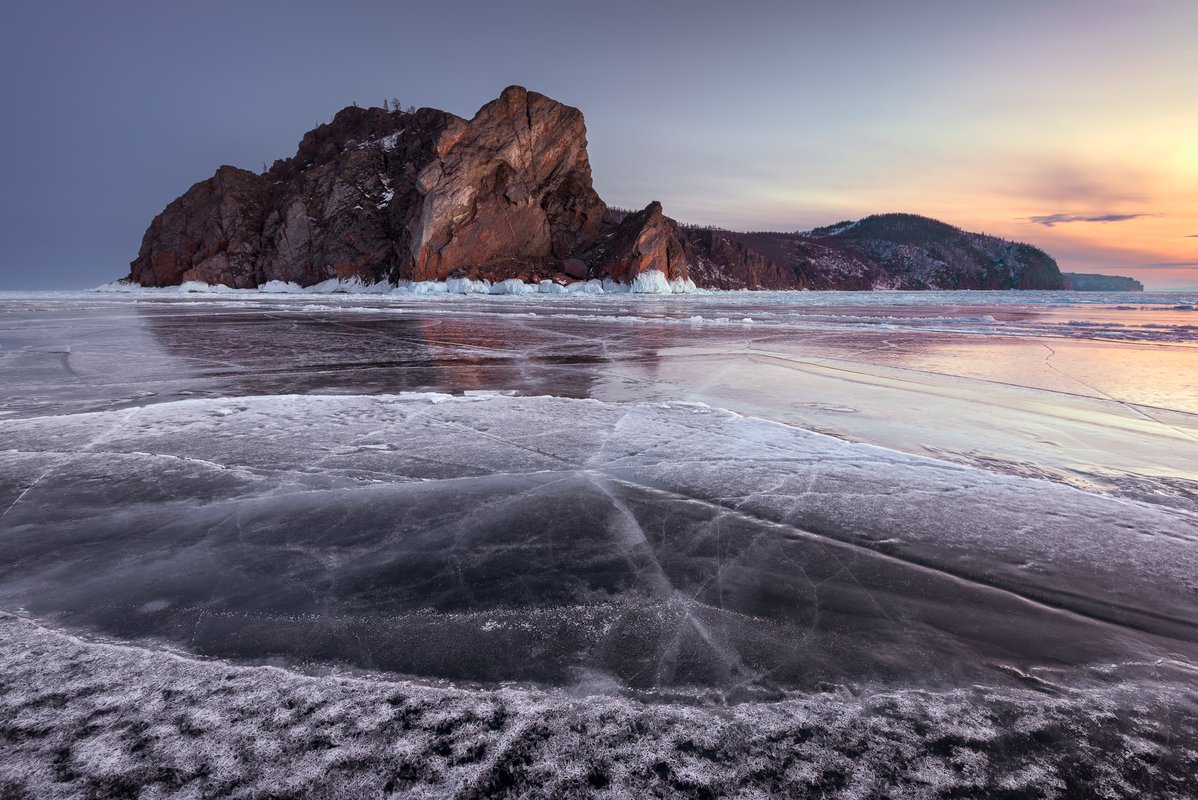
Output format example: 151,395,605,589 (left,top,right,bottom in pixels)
1,288,1196,796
